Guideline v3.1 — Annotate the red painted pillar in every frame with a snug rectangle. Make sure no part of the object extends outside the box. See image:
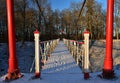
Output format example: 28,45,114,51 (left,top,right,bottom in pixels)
5,0,22,80
102,0,115,79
